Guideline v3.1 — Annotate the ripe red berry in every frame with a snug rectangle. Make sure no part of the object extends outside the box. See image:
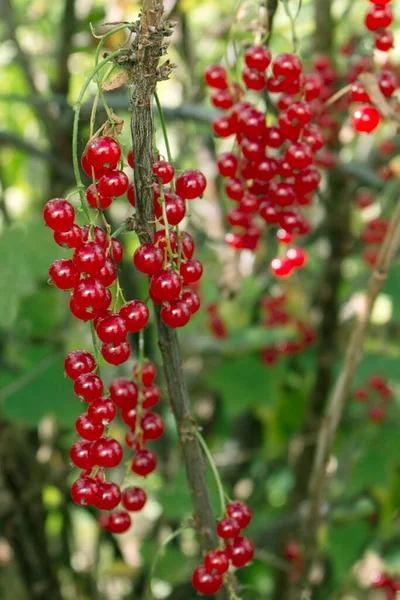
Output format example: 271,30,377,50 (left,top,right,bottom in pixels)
72,278,107,312
71,477,99,506
286,247,307,268
378,71,397,99
85,136,121,174
284,143,313,170
73,242,106,275
226,501,252,529
352,105,381,134
95,482,121,510
153,160,174,184
142,384,161,408
212,115,236,138
141,412,165,441
49,259,80,290
204,549,229,575
132,449,157,476
65,350,96,381
98,170,129,197
107,511,131,534
182,290,201,315
54,224,82,249
351,81,370,103
81,225,107,248
96,314,127,344
121,407,137,428
155,191,186,226
119,300,149,332
127,148,134,168
245,45,271,71
70,440,94,469
204,64,228,89
192,566,222,595
122,487,147,511
211,89,233,110
161,300,191,328
134,243,164,275
180,259,203,284
294,167,321,194
270,257,294,278
237,108,266,139
368,373,387,391
87,398,116,425
109,238,124,264
353,388,369,402
76,413,104,441
74,373,104,402
150,269,182,302
375,30,394,52
175,169,207,200
272,53,302,80
86,184,112,210
217,153,238,177
225,536,254,567
367,405,386,423
101,341,131,365
284,540,302,561
44,198,75,232
92,437,123,468
109,378,138,410
133,360,157,386
95,259,117,287
303,73,323,101
365,4,393,31
242,67,266,91
216,517,241,539
127,181,136,206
